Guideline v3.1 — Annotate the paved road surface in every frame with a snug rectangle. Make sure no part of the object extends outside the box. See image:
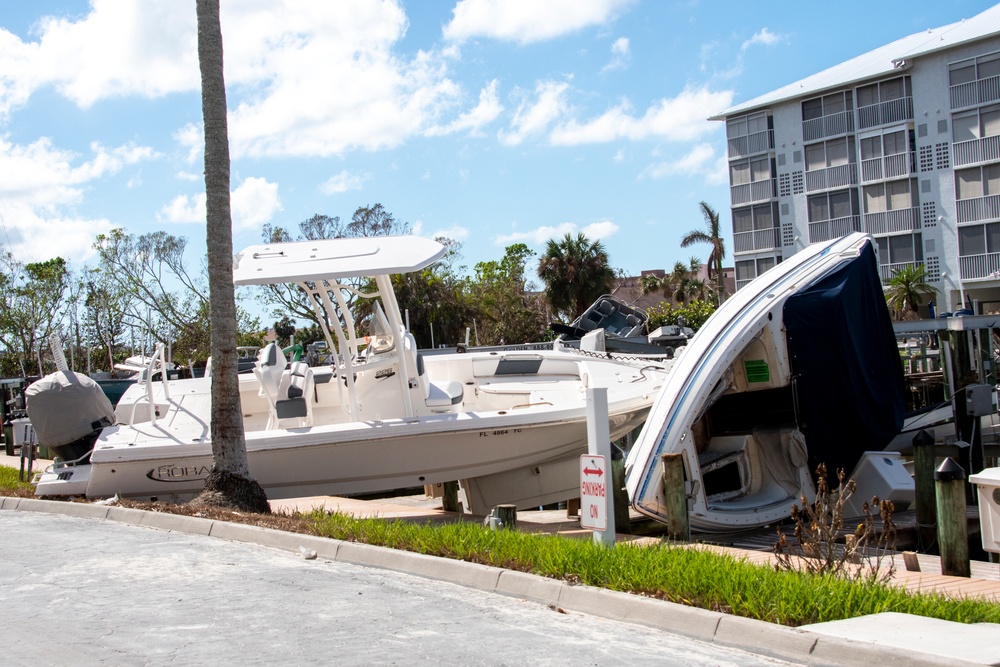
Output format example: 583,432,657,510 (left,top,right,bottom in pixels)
1,512,793,666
